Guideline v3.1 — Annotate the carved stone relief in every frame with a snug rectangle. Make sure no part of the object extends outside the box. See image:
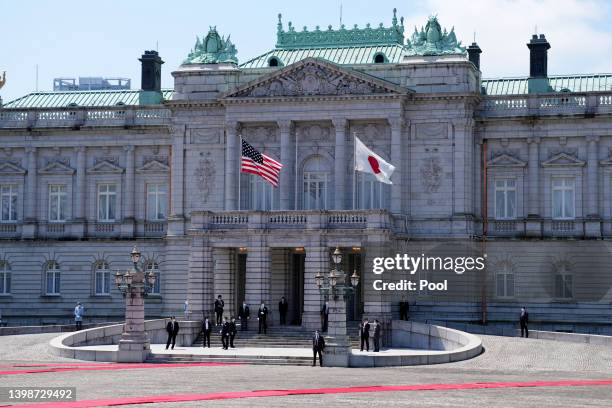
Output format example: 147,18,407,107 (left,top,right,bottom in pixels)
415,123,448,140
244,126,277,144
190,128,222,144
420,157,443,199
194,153,216,204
